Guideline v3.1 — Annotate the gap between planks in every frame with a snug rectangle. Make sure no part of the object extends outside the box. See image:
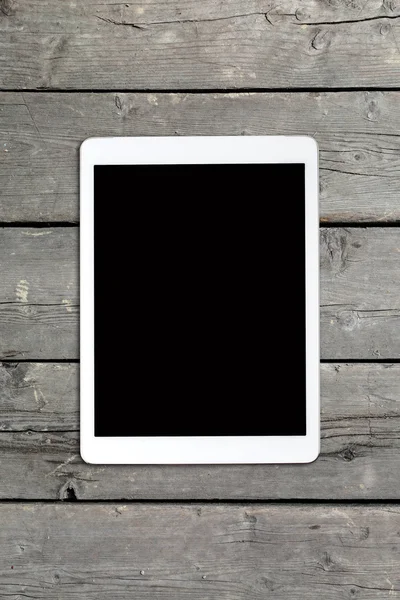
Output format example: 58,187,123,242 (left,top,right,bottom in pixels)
4,87,400,93
1,498,400,505
2,223,400,228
